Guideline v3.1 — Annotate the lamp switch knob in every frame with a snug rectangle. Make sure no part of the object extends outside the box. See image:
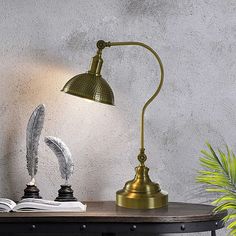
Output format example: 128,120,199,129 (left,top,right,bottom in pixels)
97,40,108,50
